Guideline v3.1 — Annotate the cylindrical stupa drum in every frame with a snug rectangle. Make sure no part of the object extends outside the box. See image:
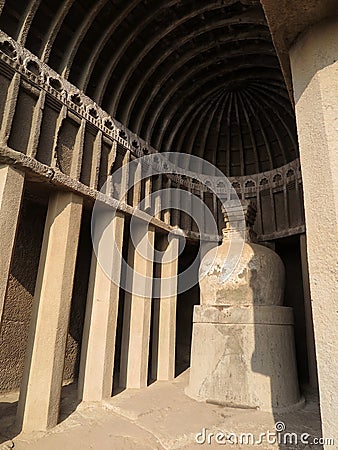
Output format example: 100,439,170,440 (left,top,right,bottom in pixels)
186,201,302,412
